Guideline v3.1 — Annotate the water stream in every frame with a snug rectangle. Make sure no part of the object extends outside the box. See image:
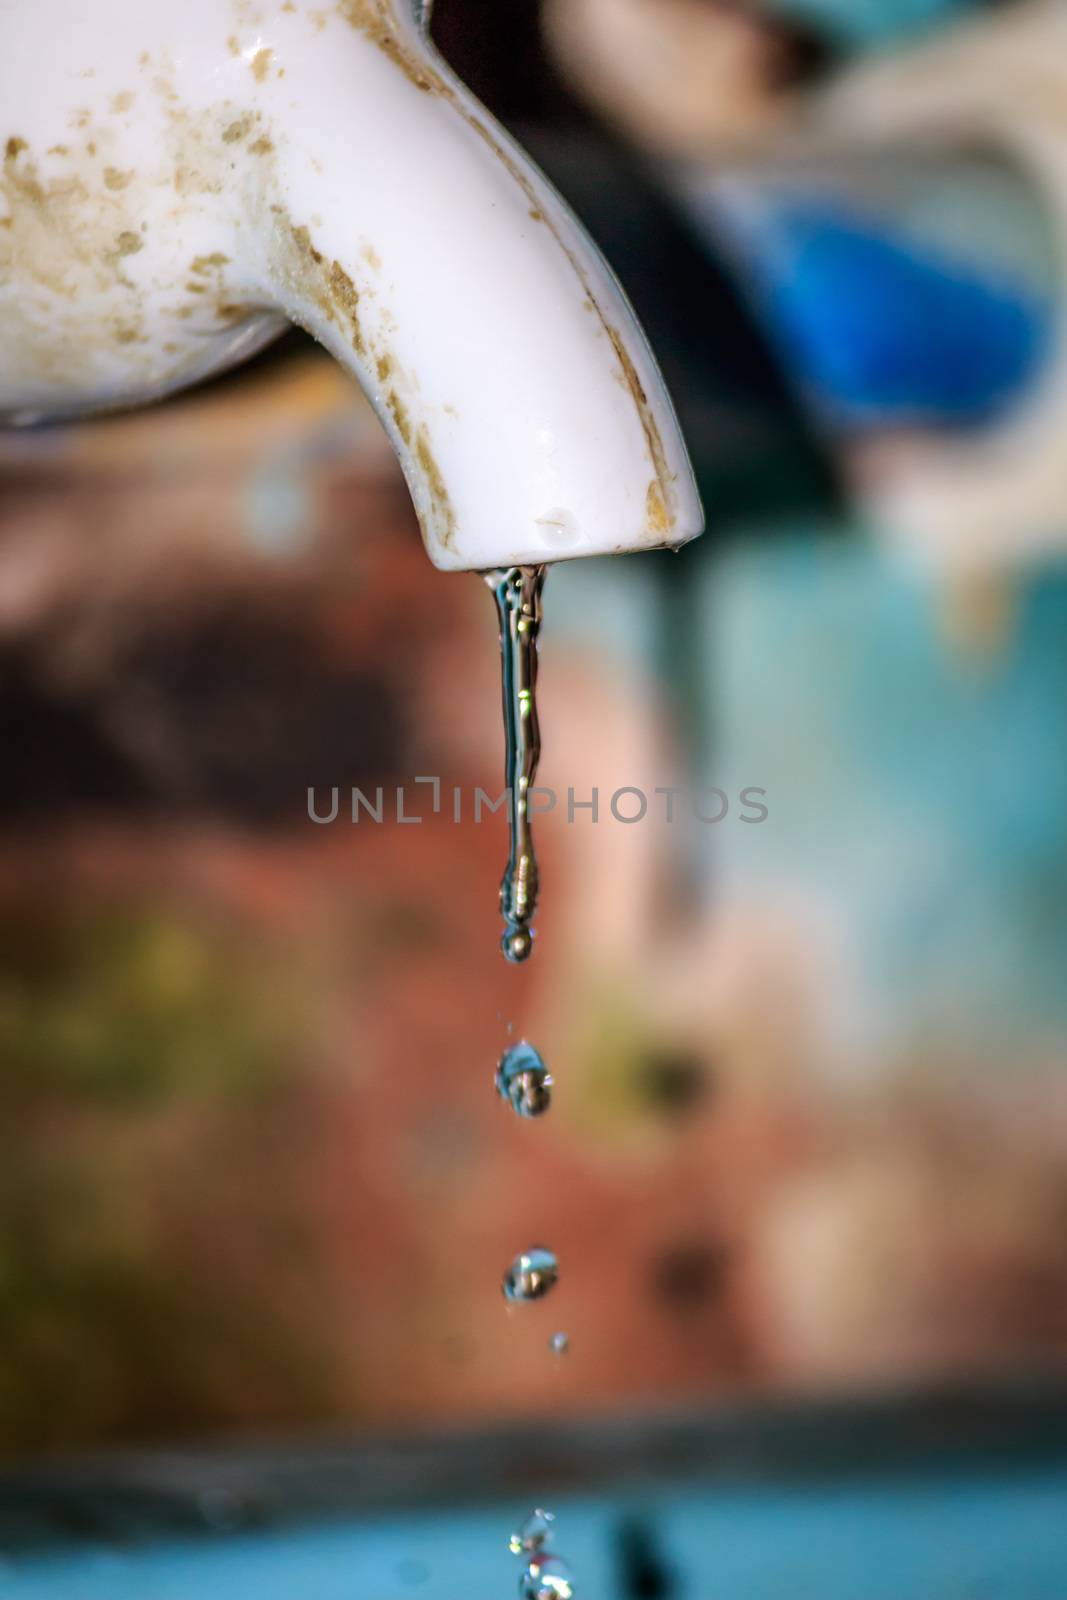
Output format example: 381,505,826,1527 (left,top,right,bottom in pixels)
487,565,546,964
